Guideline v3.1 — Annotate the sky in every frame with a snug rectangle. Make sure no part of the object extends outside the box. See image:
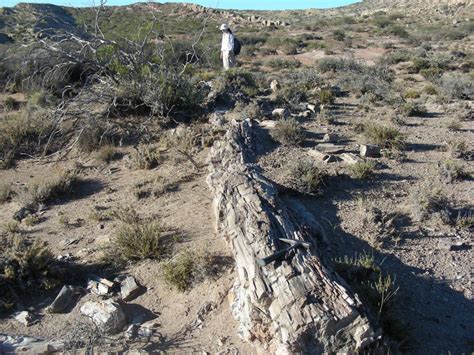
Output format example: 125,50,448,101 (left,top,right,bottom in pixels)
2,0,360,10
